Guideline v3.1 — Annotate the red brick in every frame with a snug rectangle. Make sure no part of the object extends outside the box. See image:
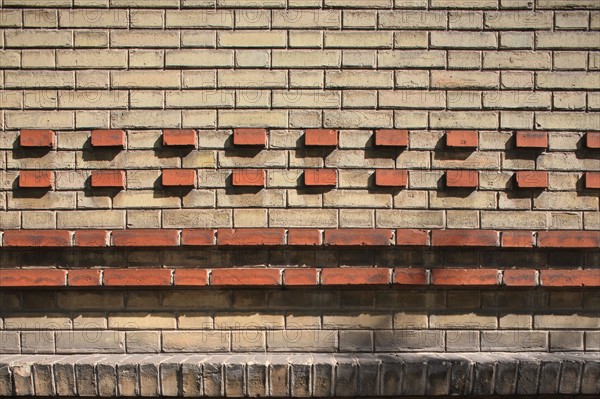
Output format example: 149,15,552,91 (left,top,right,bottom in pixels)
174,269,209,286
375,169,408,187
304,169,337,186
218,228,285,245
91,129,125,147
446,170,478,188
68,270,102,286
162,129,197,146
91,170,125,188
540,269,600,287
586,131,600,149
393,268,428,285
515,130,548,149
181,229,215,246
446,130,478,148
501,231,534,248
162,169,196,187
288,229,322,245
112,229,180,247
104,268,172,286
304,129,338,146
233,128,266,146
232,169,265,187
19,170,53,188
74,230,108,247
585,172,600,189
0,269,66,287
284,268,318,285
537,231,600,248
211,268,280,286
375,129,408,147
4,230,71,247
432,230,499,247
324,229,393,246
503,270,537,286
431,269,499,286
396,229,430,246
515,171,548,189
19,129,54,148
321,268,390,285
